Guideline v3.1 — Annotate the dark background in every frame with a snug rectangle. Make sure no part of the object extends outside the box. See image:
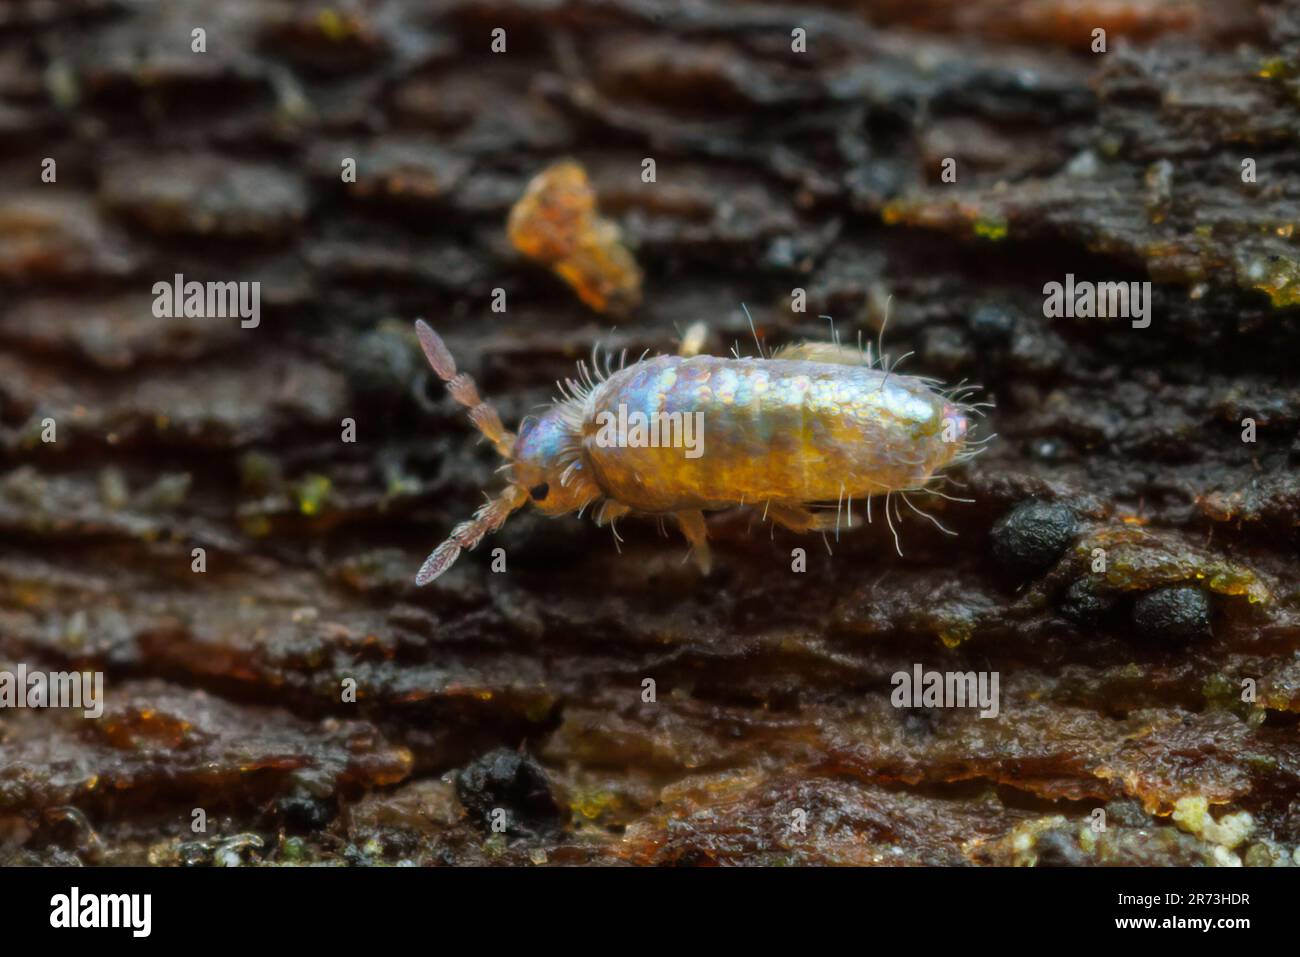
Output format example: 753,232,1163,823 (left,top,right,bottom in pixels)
1,0,1299,865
